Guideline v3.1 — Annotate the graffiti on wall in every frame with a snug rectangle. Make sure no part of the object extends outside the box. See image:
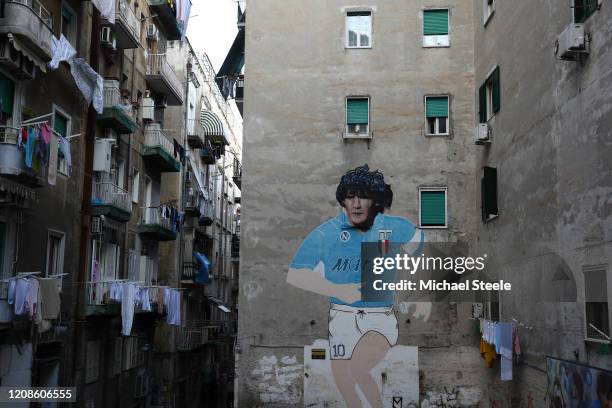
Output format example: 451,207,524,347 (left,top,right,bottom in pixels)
287,165,426,407
546,356,612,408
